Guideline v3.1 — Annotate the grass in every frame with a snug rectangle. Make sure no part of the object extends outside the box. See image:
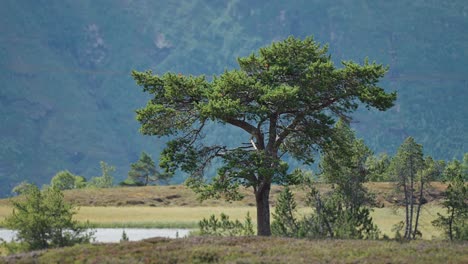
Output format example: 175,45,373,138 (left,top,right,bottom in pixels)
0,184,457,262
0,183,449,238
2,236,467,263
0,205,445,239
371,206,445,239
0,182,447,207
75,206,257,229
